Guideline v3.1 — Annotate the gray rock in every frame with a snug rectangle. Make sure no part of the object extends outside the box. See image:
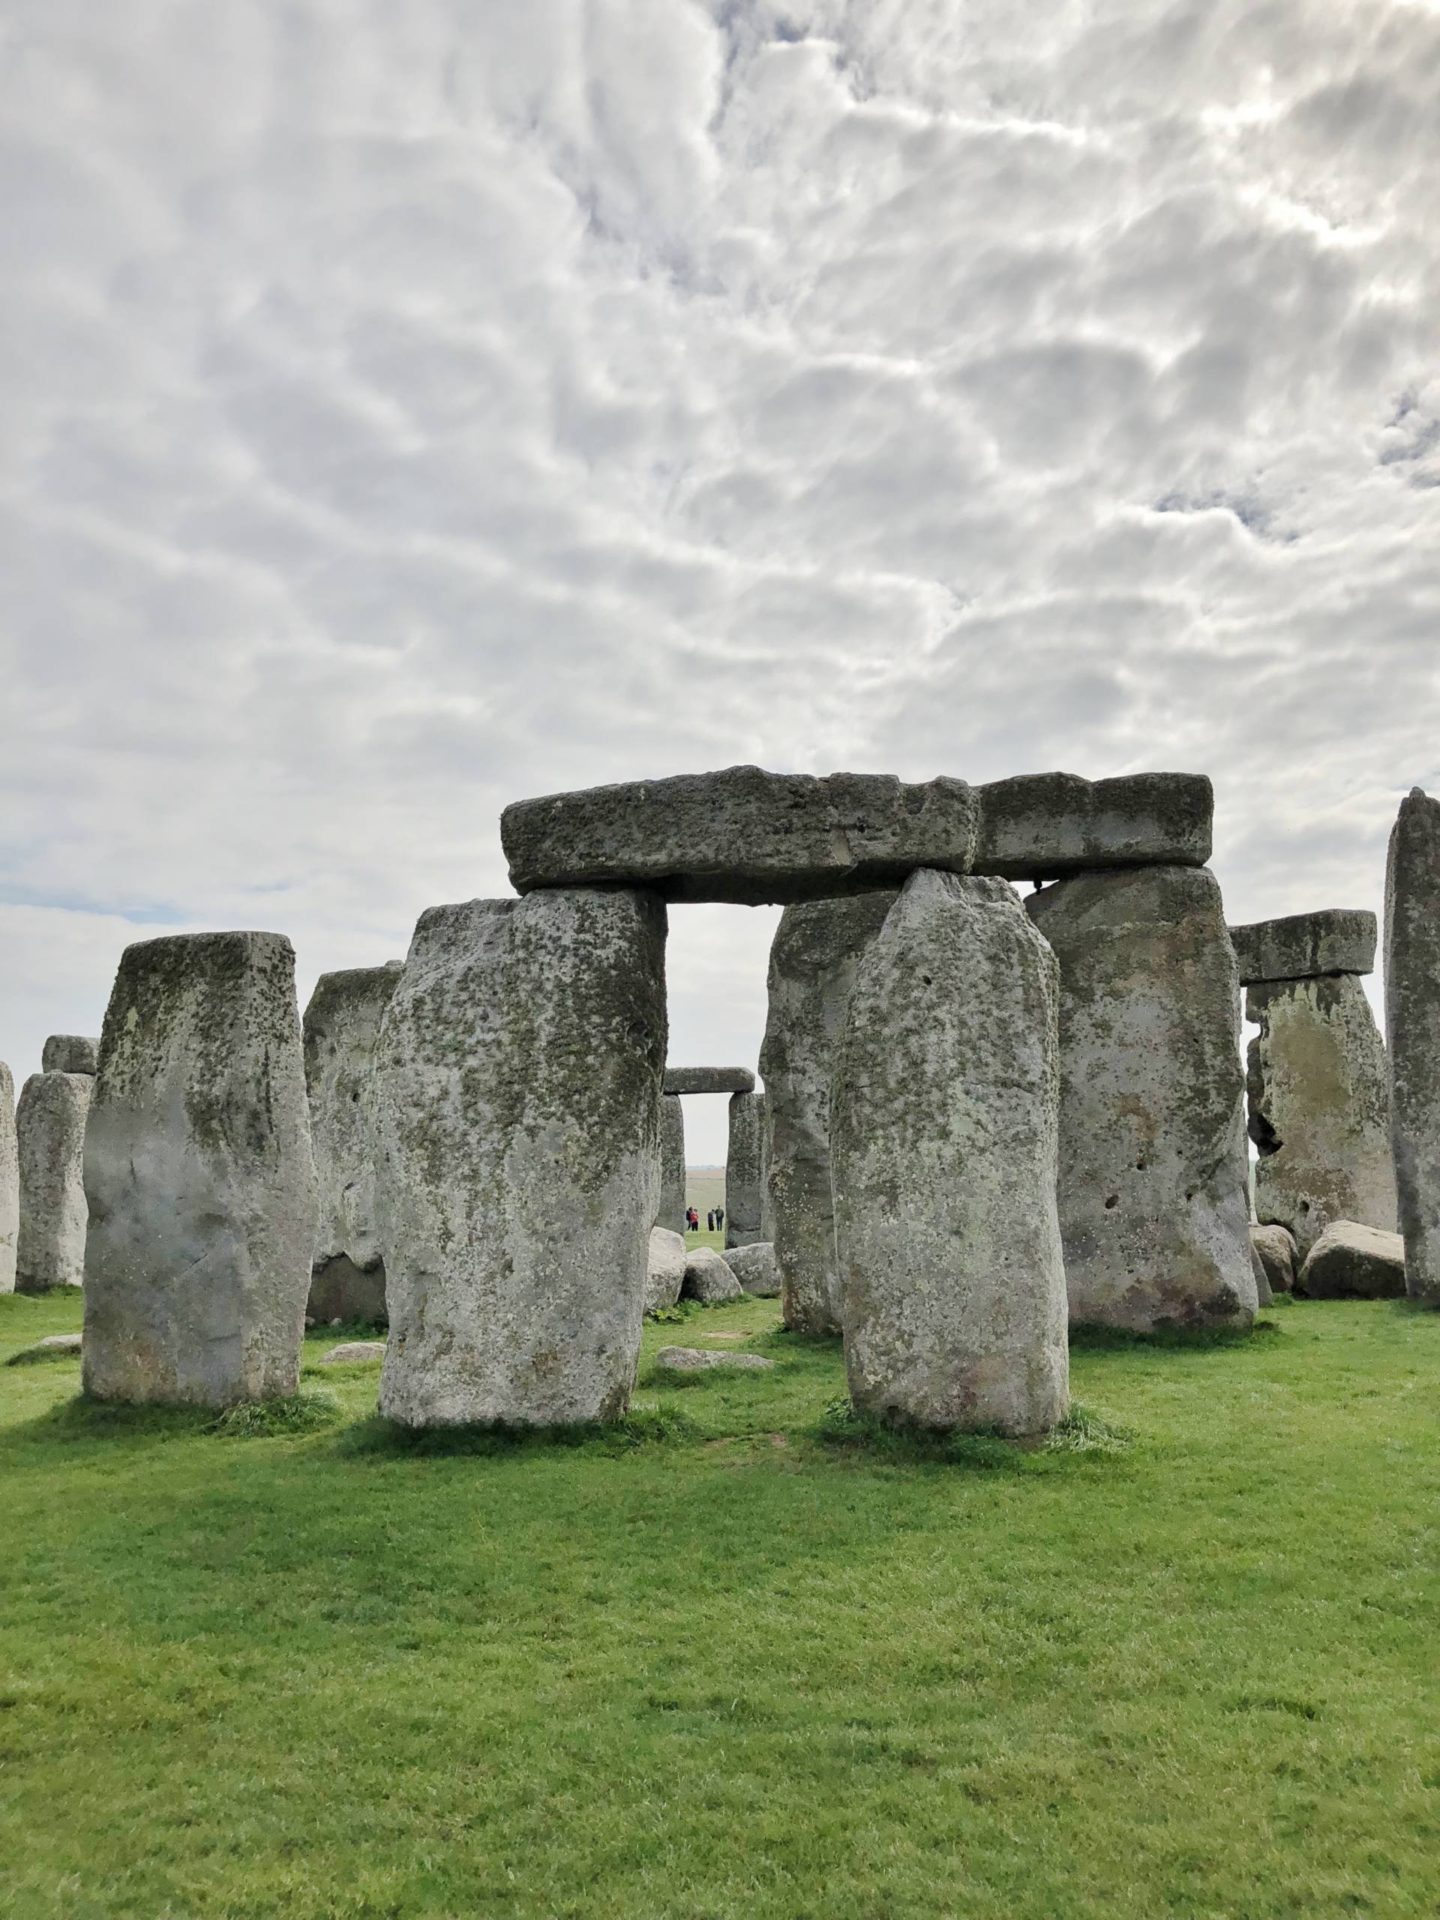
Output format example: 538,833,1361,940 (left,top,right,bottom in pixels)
760,892,896,1335
645,1226,687,1314
1028,866,1256,1333
82,932,319,1408
654,1346,774,1372
682,1246,744,1304
758,1089,774,1244
664,1066,755,1095
375,889,666,1427
318,1339,386,1365
723,1241,781,1297
1385,789,1440,1306
974,772,1212,880
1230,910,1376,986
7,1332,83,1366
1296,1220,1407,1300
41,1035,99,1075
0,1063,16,1295
724,1090,765,1249
1249,1239,1274,1307
1250,1223,1298,1296
303,963,403,1328
655,1094,686,1235
16,1071,93,1292
833,871,1069,1437
502,765,978,905
1246,974,1395,1259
